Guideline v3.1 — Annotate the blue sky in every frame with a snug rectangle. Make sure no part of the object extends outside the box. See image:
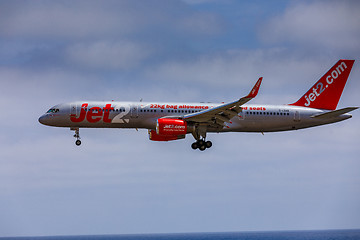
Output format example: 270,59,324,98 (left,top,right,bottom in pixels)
0,0,360,237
